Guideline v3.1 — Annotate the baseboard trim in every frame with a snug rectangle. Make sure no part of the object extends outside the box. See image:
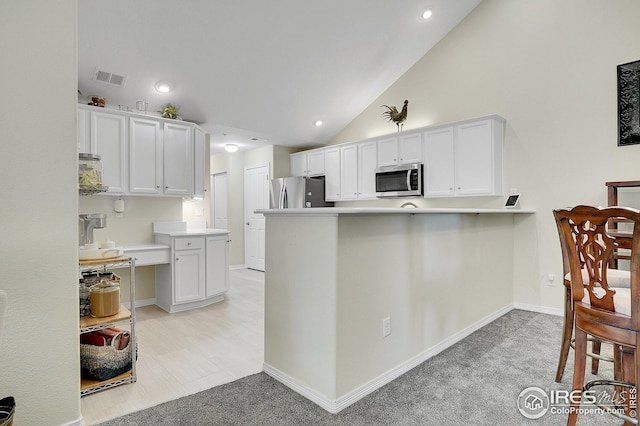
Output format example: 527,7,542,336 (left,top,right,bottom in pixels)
264,303,515,414
122,298,156,309
514,302,562,317
60,417,84,426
